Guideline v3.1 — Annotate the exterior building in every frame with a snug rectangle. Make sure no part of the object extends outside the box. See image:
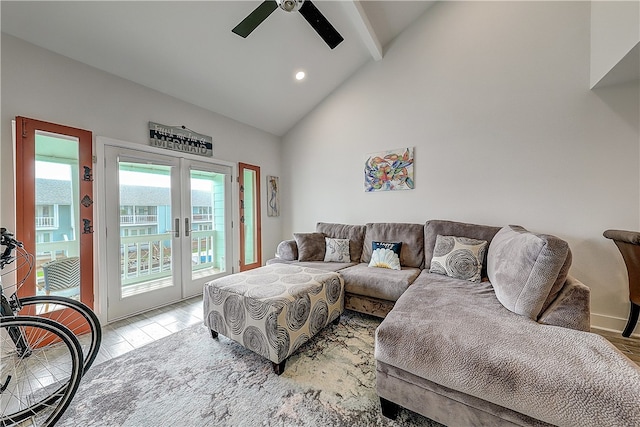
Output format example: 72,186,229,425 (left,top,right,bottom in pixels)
35,178,75,243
